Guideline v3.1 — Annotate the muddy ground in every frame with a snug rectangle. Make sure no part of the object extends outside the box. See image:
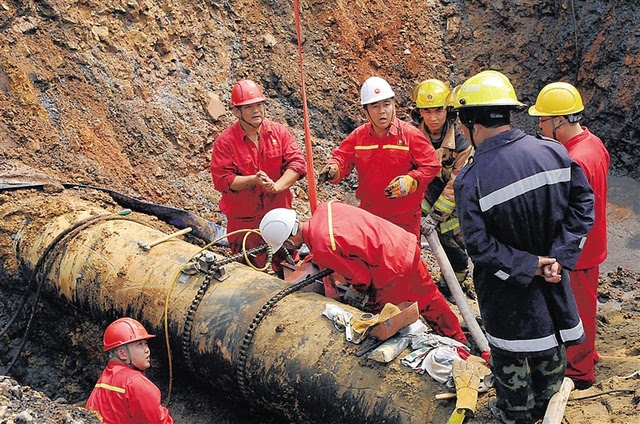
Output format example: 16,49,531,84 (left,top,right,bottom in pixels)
1,0,640,423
